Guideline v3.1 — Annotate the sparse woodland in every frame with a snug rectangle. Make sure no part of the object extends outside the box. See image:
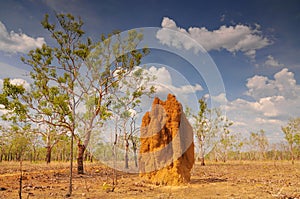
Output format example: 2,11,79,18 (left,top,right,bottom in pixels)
0,13,299,167
0,13,300,199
